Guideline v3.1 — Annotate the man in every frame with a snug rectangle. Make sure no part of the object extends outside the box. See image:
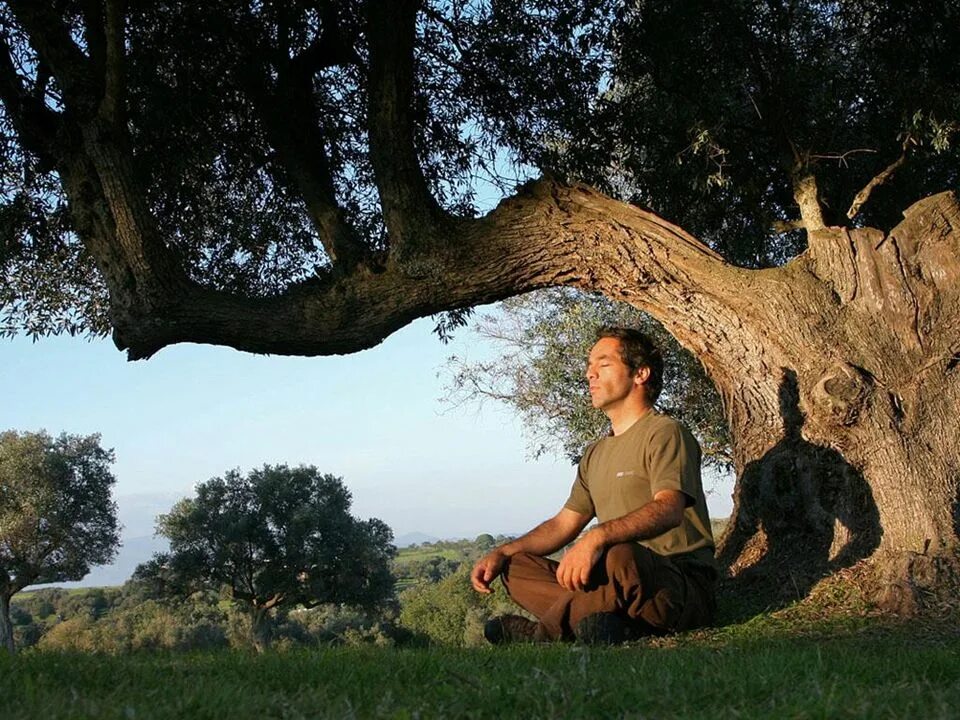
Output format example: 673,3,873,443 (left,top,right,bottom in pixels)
470,326,717,644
